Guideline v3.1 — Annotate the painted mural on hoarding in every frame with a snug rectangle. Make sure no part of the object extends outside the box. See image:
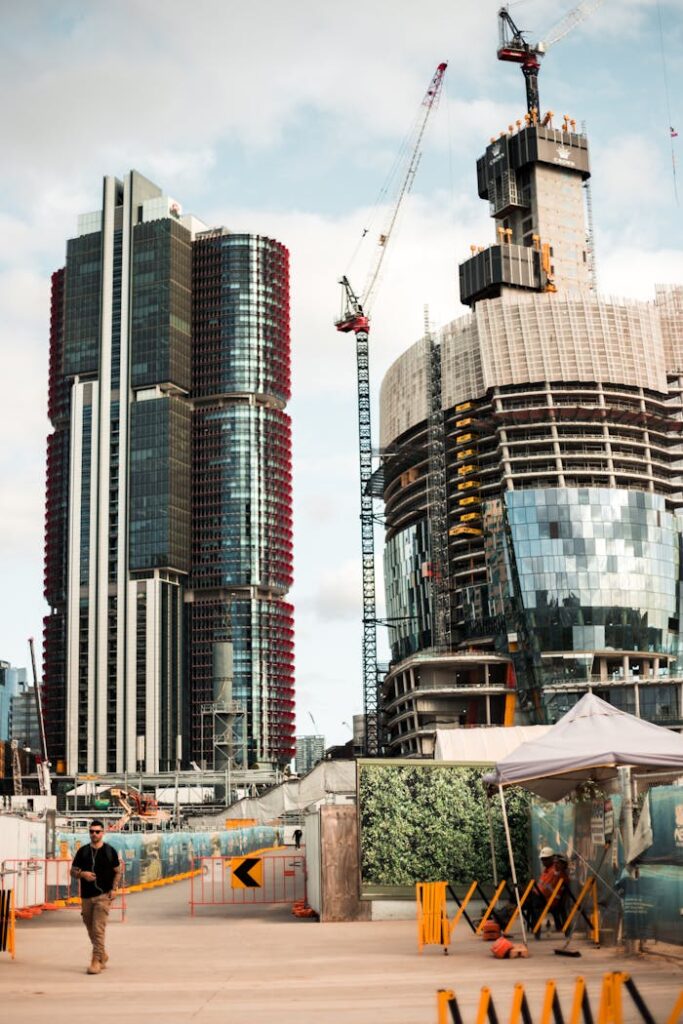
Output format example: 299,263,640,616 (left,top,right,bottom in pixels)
357,761,530,895
56,825,282,885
